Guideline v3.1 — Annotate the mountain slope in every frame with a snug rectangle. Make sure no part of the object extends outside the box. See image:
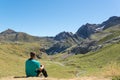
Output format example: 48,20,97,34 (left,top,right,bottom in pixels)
46,31,83,55
1,16,120,79
100,16,120,30
76,16,120,39
1,16,120,55
60,41,120,76
91,24,120,43
76,23,98,39
0,29,54,43
46,16,120,55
